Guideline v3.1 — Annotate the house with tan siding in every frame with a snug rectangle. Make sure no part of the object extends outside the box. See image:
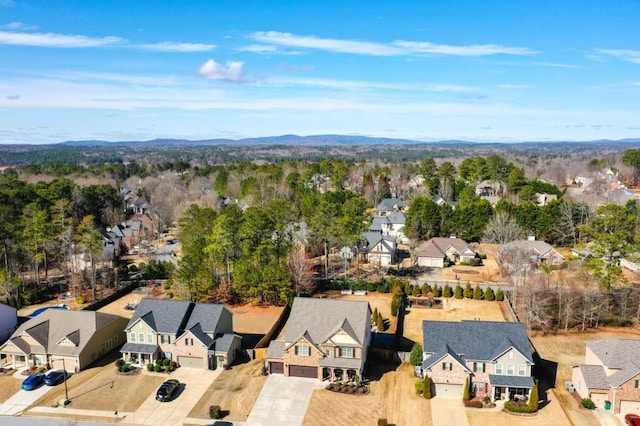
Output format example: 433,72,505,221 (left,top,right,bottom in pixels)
0,310,127,372
120,298,240,370
572,339,640,415
421,320,535,400
266,297,372,381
